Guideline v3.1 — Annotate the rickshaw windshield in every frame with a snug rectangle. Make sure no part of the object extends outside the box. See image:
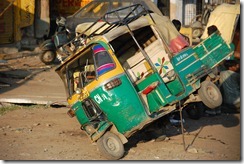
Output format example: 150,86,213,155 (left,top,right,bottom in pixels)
65,43,115,96
93,44,115,76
